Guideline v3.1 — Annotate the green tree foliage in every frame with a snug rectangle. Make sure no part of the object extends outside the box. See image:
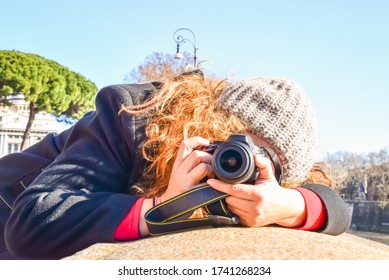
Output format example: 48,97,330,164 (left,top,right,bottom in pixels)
0,50,97,150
